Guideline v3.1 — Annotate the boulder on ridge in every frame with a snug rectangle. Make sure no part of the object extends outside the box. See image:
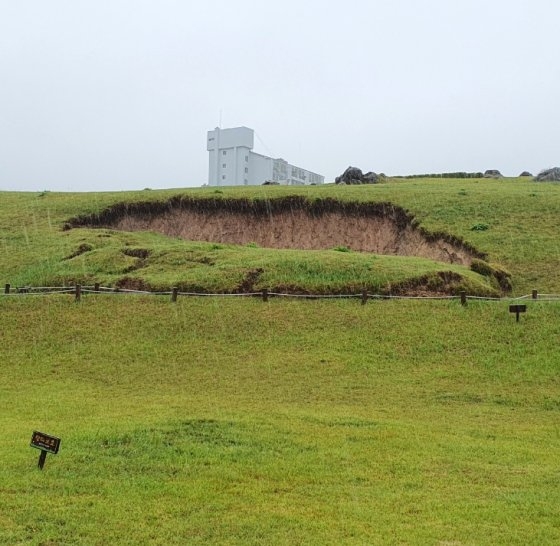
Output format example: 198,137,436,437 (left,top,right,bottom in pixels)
534,167,560,182
335,166,379,184
483,169,503,178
